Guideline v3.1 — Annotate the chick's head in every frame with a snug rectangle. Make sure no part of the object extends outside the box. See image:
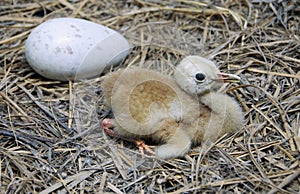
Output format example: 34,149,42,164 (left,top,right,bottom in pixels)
174,56,222,95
